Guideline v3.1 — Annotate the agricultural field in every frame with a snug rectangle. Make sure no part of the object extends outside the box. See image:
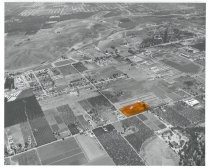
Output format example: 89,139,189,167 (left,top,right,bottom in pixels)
162,59,200,74
79,94,118,127
150,106,192,128
5,99,27,127
75,134,115,165
43,108,71,138
93,124,145,165
173,75,205,96
57,64,78,76
37,137,88,165
72,62,88,72
112,116,154,154
56,104,83,135
10,149,41,165
137,112,167,131
170,101,205,124
29,116,56,146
